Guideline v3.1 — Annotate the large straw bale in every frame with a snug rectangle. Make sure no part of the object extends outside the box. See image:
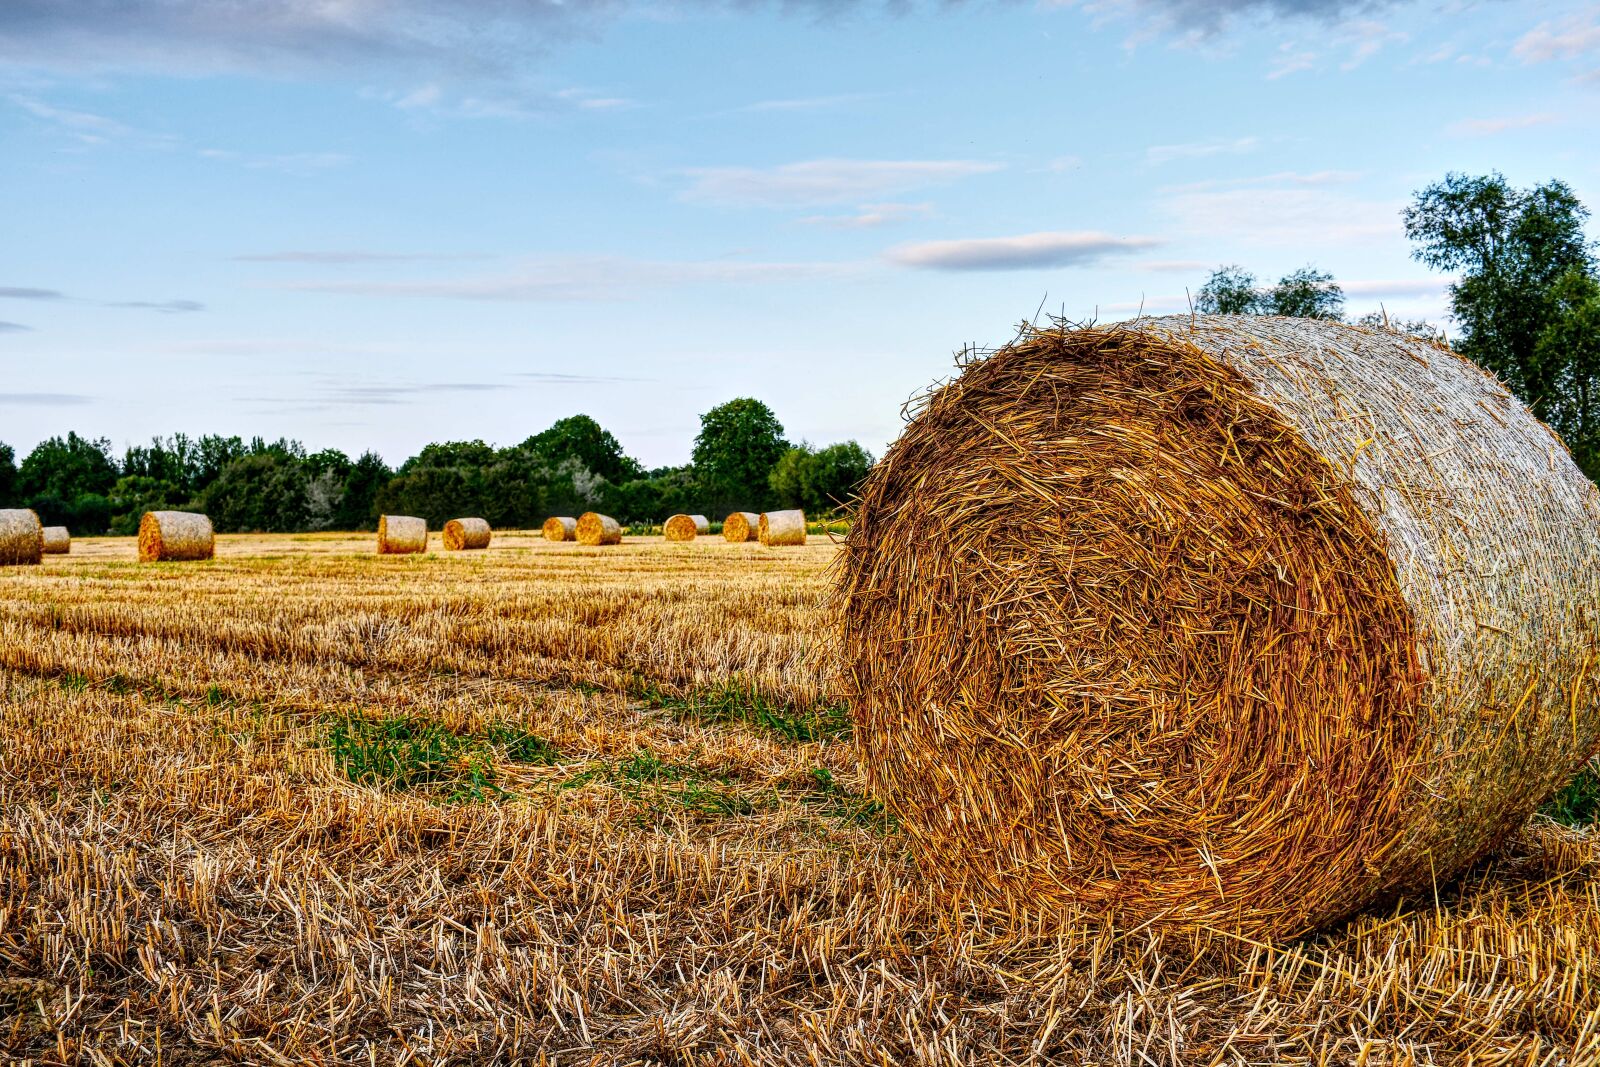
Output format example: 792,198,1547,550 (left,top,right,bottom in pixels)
840,314,1600,939
0,509,43,565
138,511,214,562
42,526,70,554
377,515,427,555
663,514,710,542
575,512,622,546
758,509,806,547
543,516,577,542
723,512,760,542
442,517,491,551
